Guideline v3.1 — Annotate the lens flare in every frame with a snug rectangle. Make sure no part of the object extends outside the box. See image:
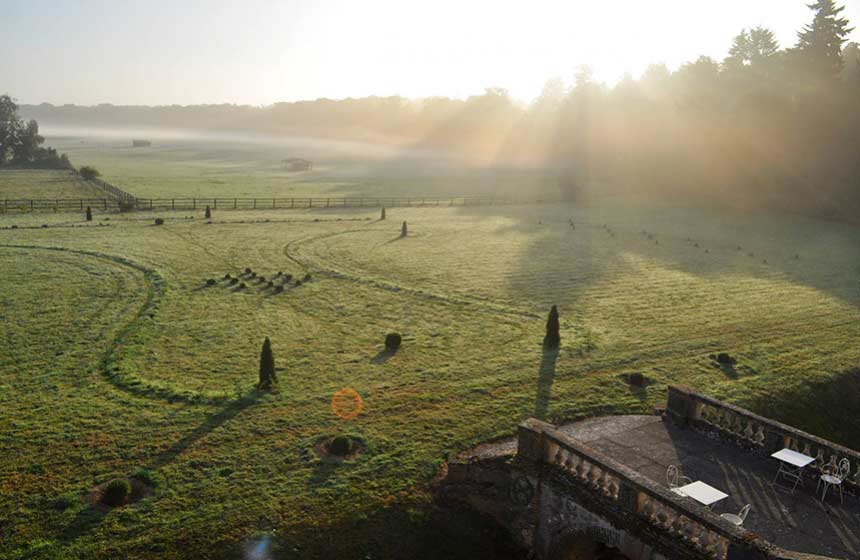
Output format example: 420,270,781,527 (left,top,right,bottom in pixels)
331,388,363,420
